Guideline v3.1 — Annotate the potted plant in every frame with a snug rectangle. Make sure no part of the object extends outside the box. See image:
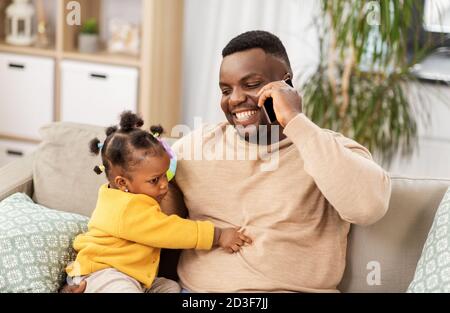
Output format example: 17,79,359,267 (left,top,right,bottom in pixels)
302,1,443,164
78,18,99,53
